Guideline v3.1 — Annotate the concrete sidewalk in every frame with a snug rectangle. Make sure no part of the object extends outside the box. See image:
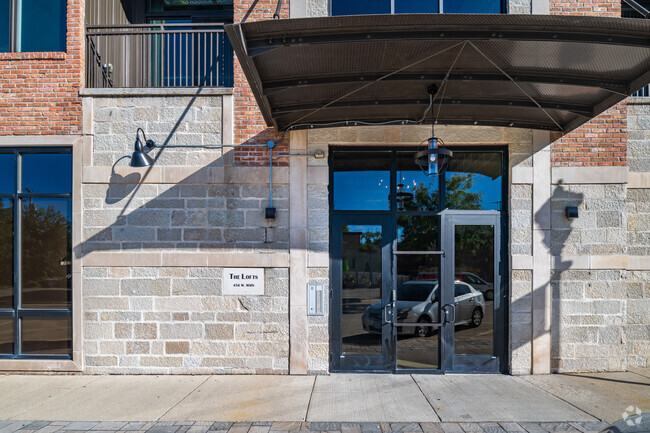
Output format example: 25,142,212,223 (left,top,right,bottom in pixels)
0,370,648,424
